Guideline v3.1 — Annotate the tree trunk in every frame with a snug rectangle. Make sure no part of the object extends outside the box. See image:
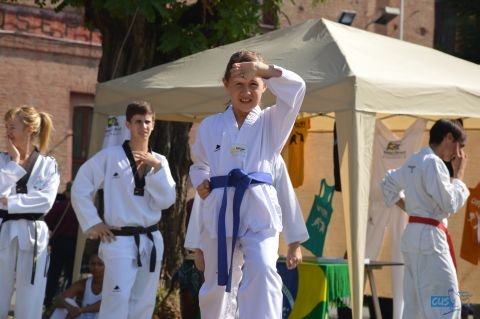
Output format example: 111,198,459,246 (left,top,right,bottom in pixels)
151,120,192,285
85,7,158,82
151,121,192,318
